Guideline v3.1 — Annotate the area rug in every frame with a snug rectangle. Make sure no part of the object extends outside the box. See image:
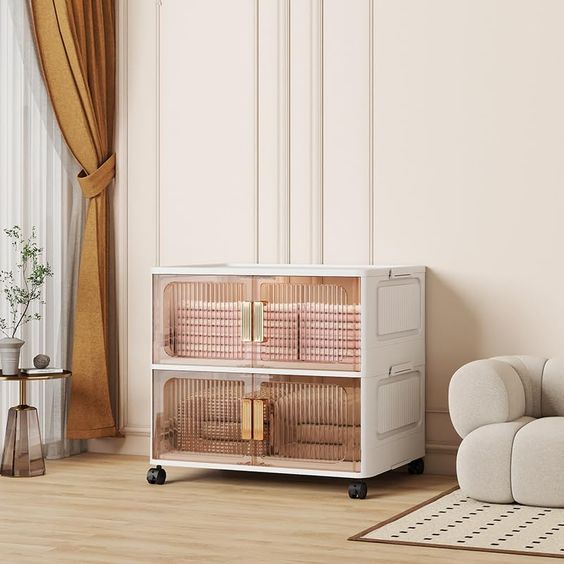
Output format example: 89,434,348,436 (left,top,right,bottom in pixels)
350,487,564,558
